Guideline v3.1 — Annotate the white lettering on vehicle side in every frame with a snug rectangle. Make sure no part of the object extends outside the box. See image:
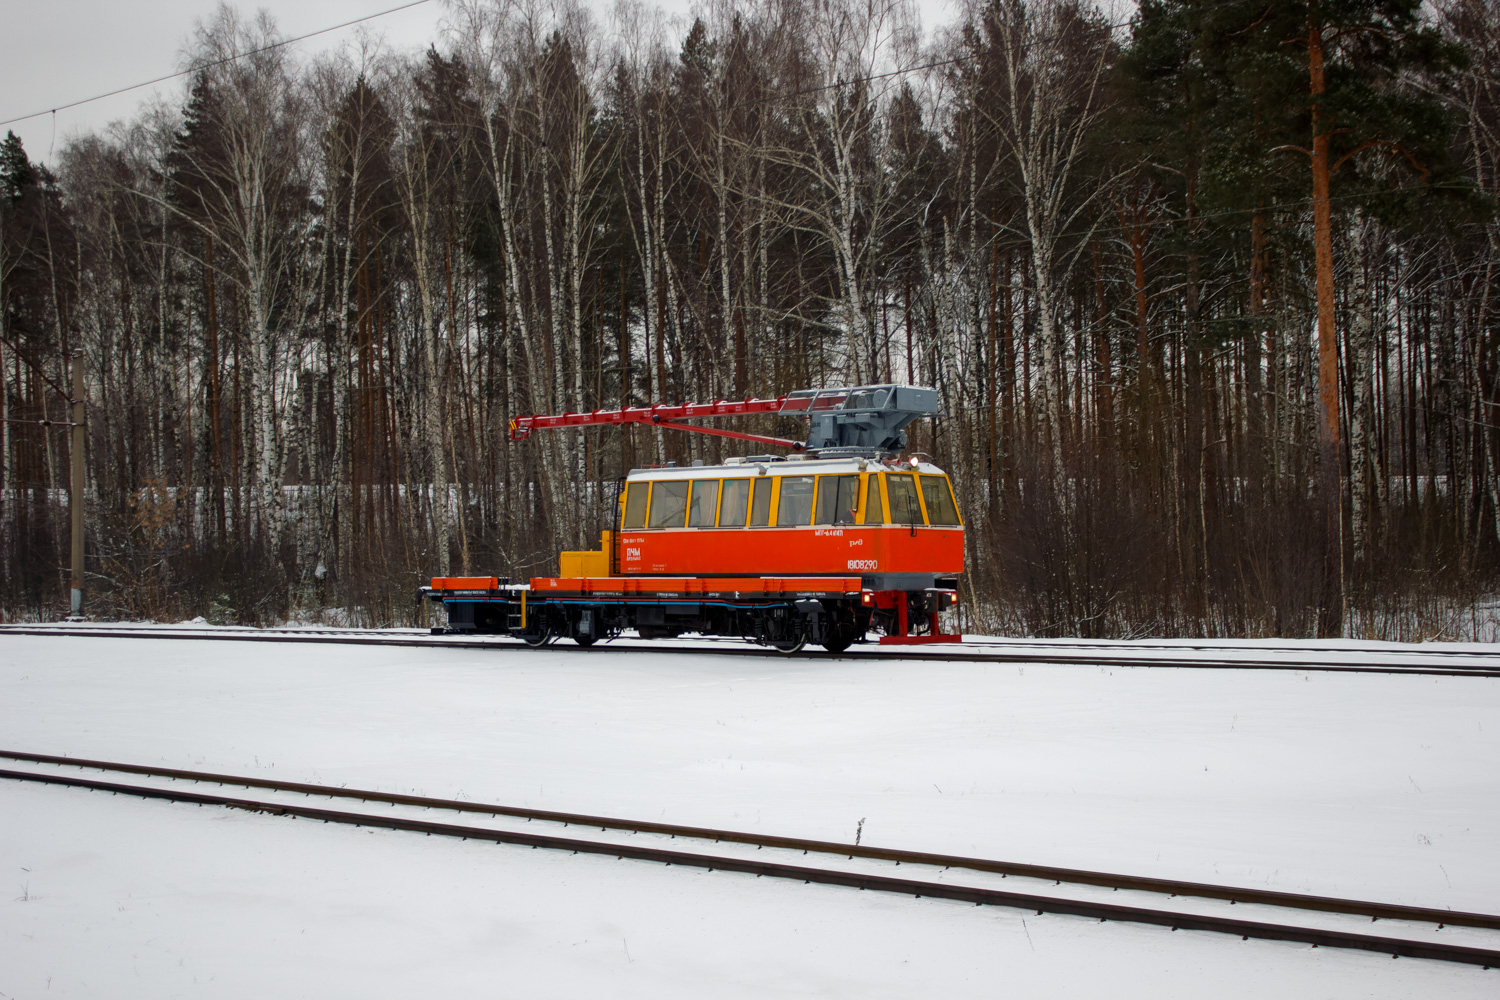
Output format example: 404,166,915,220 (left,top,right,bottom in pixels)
847,559,878,571
814,528,845,537
625,547,642,560
848,538,864,547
